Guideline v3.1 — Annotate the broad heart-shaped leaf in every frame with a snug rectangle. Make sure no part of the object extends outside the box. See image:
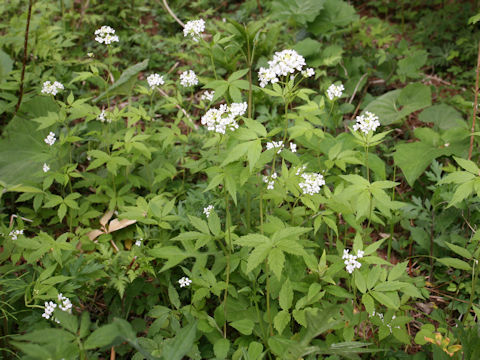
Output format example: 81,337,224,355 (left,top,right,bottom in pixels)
308,0,358,35
393,141,448,186
364,83,431,125
0,96,57,187
95,59,149,102
270,0,326,26
419,104,467,130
